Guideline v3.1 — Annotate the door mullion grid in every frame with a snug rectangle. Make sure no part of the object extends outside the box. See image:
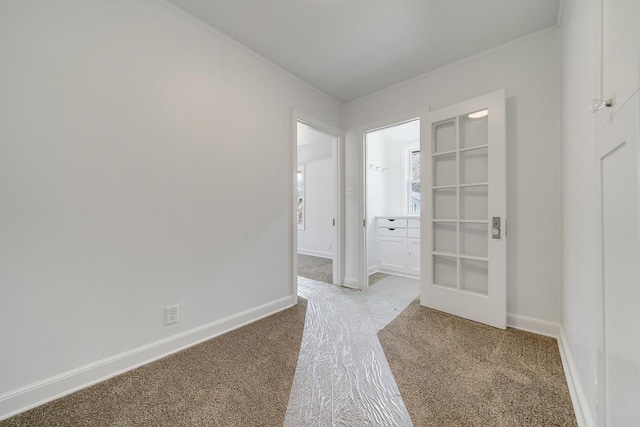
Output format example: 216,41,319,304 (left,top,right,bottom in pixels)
455,115,461,291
